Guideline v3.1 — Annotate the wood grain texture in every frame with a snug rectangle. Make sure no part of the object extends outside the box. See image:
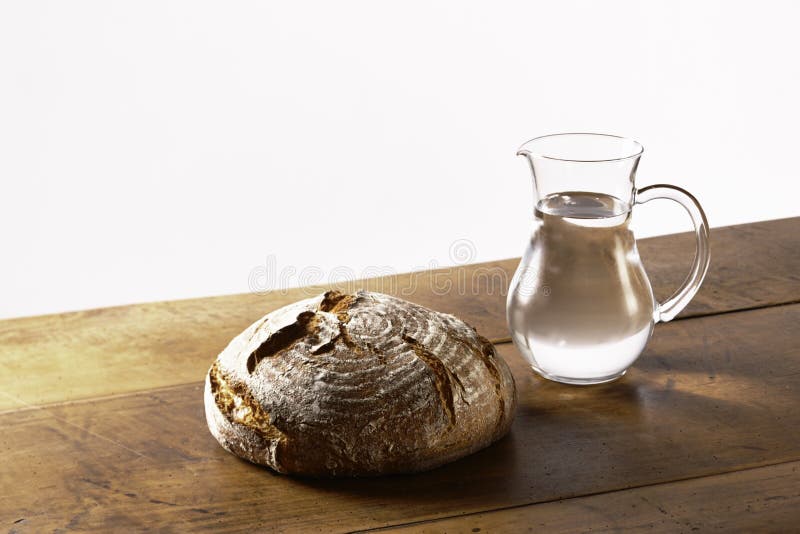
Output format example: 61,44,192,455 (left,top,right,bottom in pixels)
0,263,506,412
2,304,798,532
0,217,798,411
381,460,800,533
637,216,800,318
